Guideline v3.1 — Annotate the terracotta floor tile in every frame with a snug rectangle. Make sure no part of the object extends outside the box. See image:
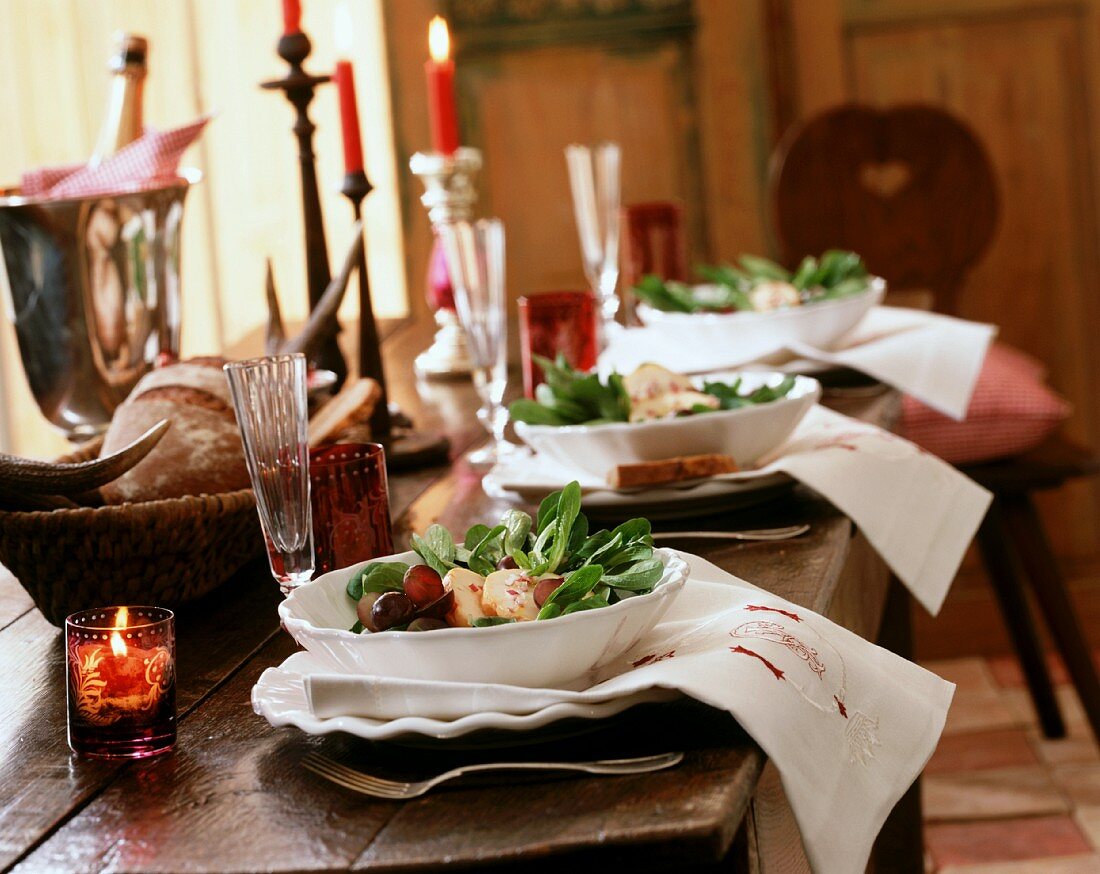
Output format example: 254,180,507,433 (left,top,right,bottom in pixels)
939,853,1100,873
1053,764,1100,807
927,729,1039,775
1073,806,1100,851
923,767,1068,822
944,689,1027,736
1031,720,1100,767
987,653,1070,689
925,816,1091,867
1001,686,1088,731
924,657,1002,695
